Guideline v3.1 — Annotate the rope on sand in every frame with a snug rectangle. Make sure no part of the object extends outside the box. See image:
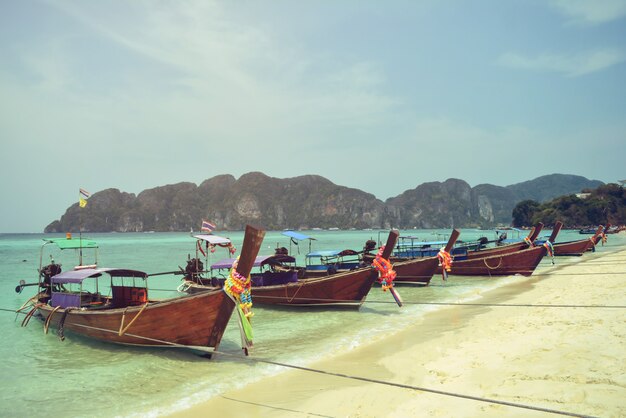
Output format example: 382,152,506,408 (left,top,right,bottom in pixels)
362,300,626,309
223,352,598,418
219,395,333,418
5,308,598,418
